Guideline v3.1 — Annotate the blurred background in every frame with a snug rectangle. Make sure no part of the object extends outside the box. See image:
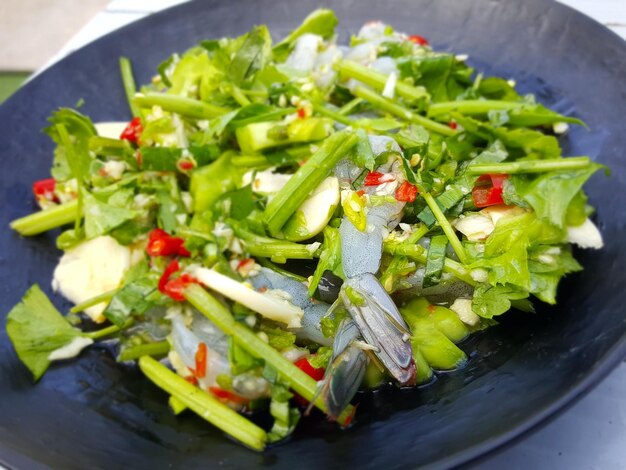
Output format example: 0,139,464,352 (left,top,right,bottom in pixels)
0,0,624,103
